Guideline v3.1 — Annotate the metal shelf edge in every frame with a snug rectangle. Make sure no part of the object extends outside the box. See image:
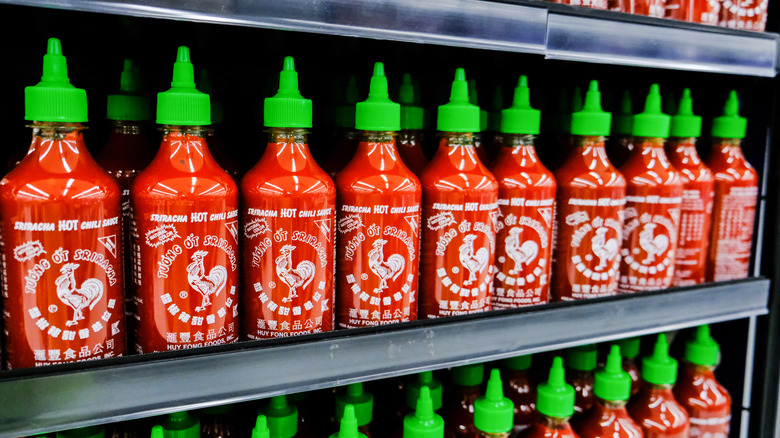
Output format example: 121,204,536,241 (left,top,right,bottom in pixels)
0,278,769,437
